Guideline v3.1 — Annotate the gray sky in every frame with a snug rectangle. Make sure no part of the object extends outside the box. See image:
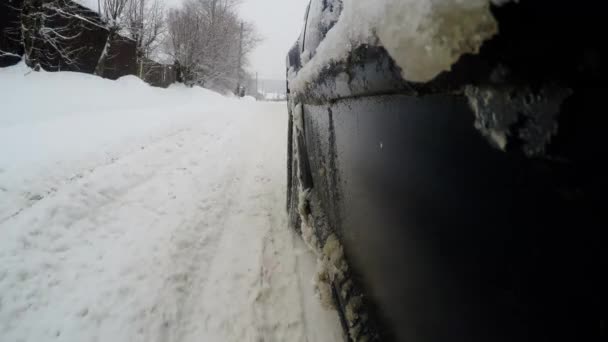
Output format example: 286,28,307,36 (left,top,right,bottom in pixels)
164,0,310,80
